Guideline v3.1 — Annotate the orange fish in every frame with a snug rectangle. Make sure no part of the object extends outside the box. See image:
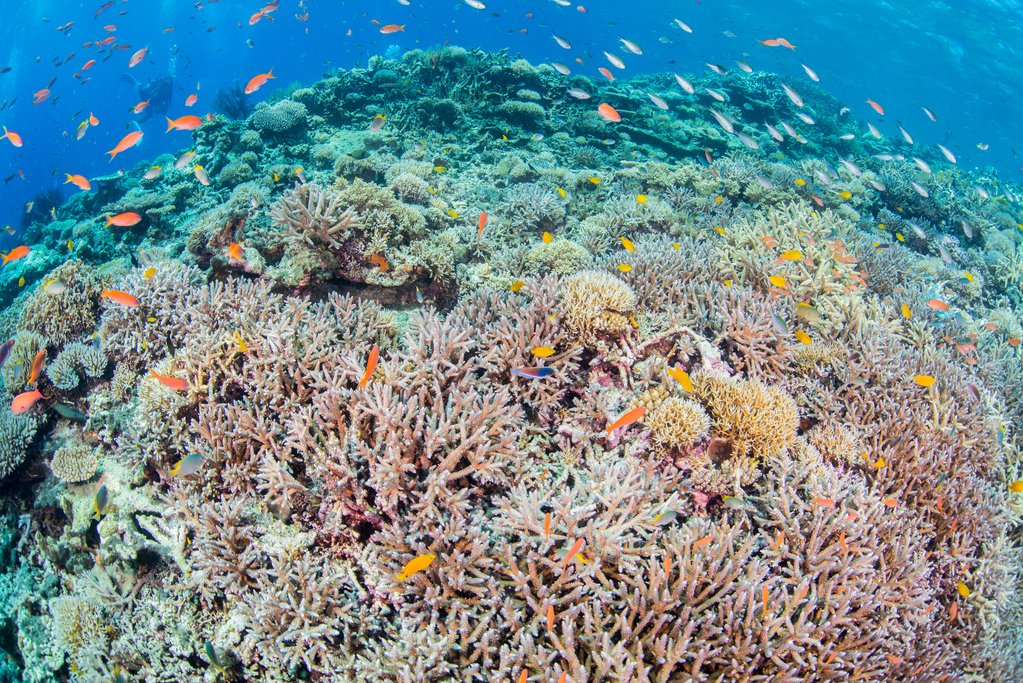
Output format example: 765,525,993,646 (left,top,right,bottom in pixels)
185,93,198,107
166,115,203,132
89,112,99,126
866,98,885,116
101,289,139,307
1008,337,1022,347
812,497,836,508
227,242,243,260
149,369,188,391
606,405,646,435
597,102,621,122
761,37,796,49
106,130,143,160
27,348,46,385
598,66,615,81
544,511,551,538
562,538,584,569
546,604,554,632
358,344,380,388
11,389,44,414
106,212,142,227
477,211,488,237
244,69,275,94
694,534,713,548
33,89,50,104
129,46,148,68
2,126,23,147
926,299,950,311
82,59,96,70
2,245,30,265
133,100,150,114
380,24,405,34
65,173,91,191
368,253,390,272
